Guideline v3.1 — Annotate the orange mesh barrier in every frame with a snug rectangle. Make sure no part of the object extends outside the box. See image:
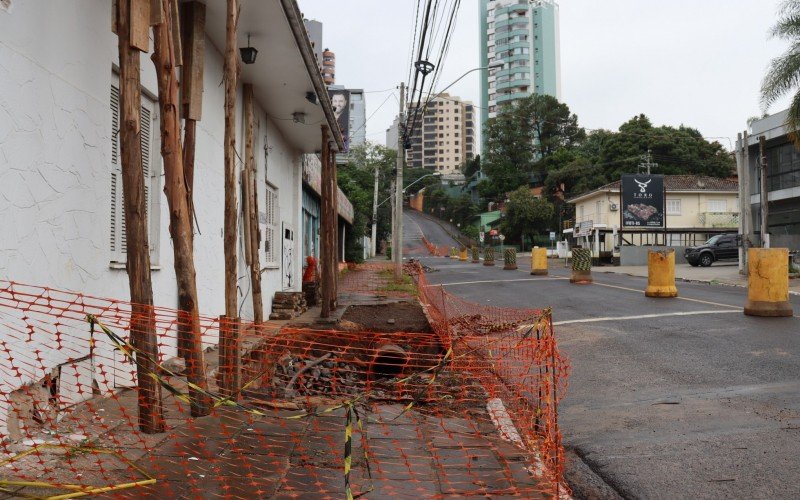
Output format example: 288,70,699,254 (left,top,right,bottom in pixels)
421,237,450,257
0,267,568,498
